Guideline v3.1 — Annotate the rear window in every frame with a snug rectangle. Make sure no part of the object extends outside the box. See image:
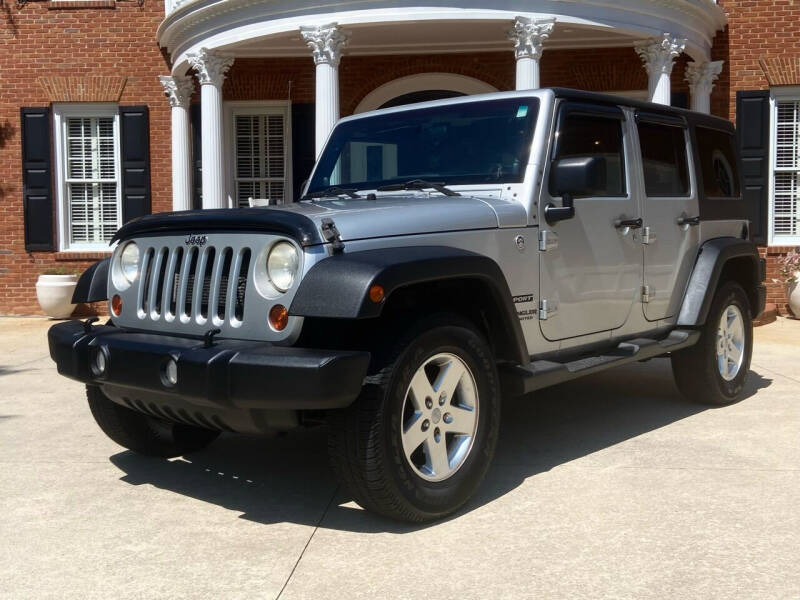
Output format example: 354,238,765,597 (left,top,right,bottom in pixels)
696,126,740,198
638,122,690,197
